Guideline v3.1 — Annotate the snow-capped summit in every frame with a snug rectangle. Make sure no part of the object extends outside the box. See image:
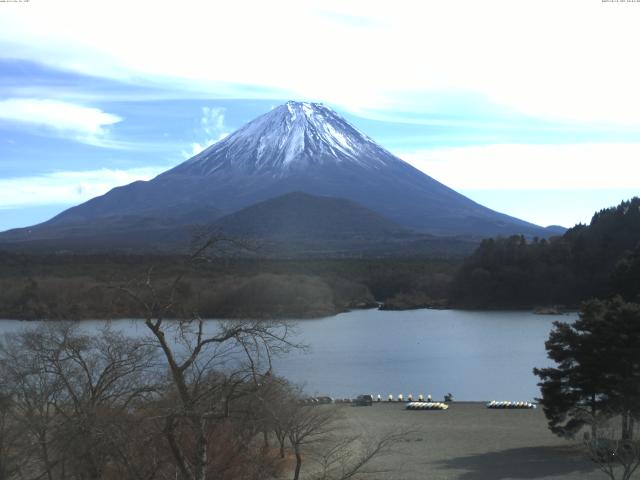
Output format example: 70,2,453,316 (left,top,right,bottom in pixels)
173,101,393,176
